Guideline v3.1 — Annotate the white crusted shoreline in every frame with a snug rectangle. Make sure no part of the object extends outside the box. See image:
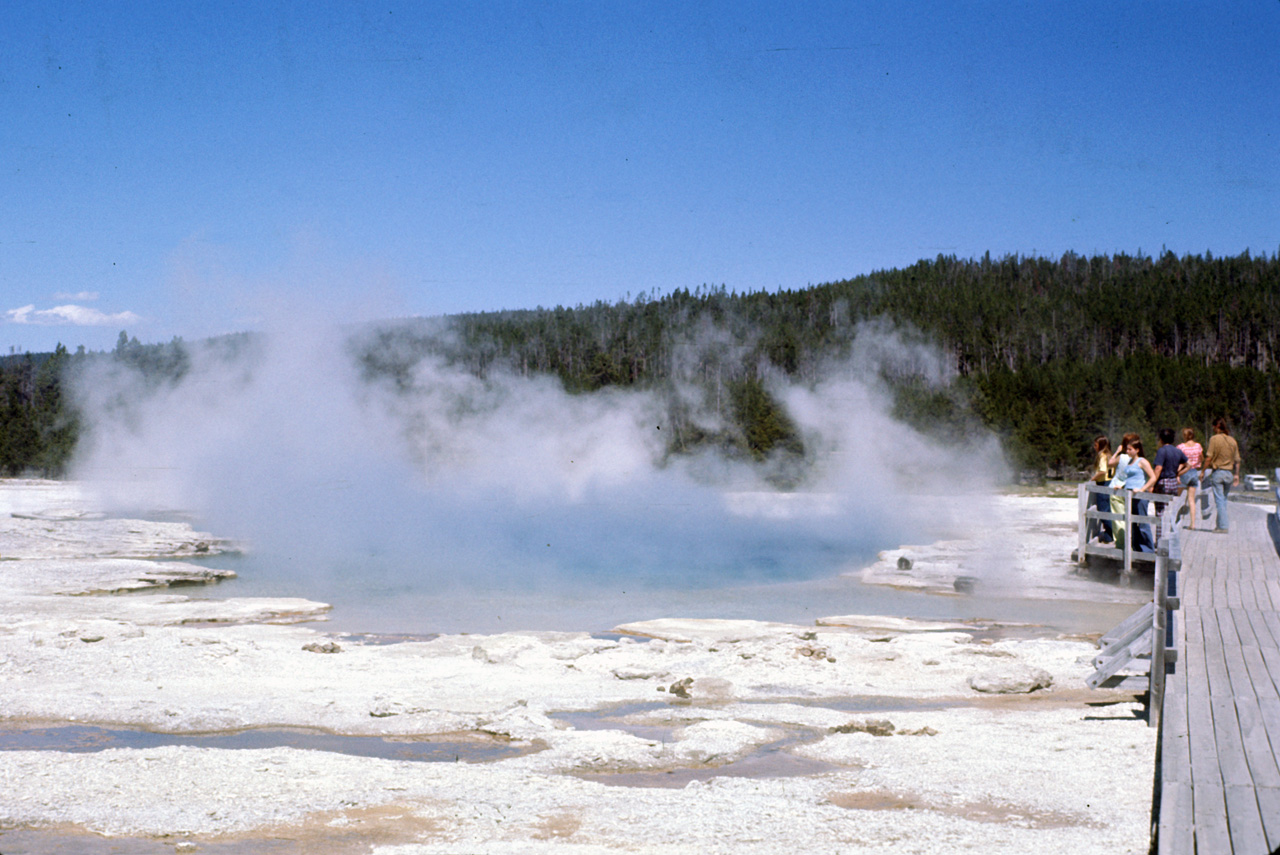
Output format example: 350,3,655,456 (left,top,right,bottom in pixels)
0,479,1156,854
